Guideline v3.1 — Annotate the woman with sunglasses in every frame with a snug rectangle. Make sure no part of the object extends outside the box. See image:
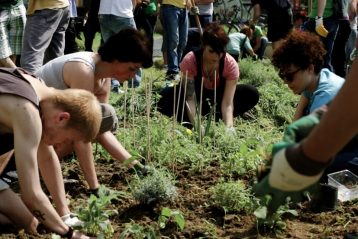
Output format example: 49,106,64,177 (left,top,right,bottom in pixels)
272,30,345,120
